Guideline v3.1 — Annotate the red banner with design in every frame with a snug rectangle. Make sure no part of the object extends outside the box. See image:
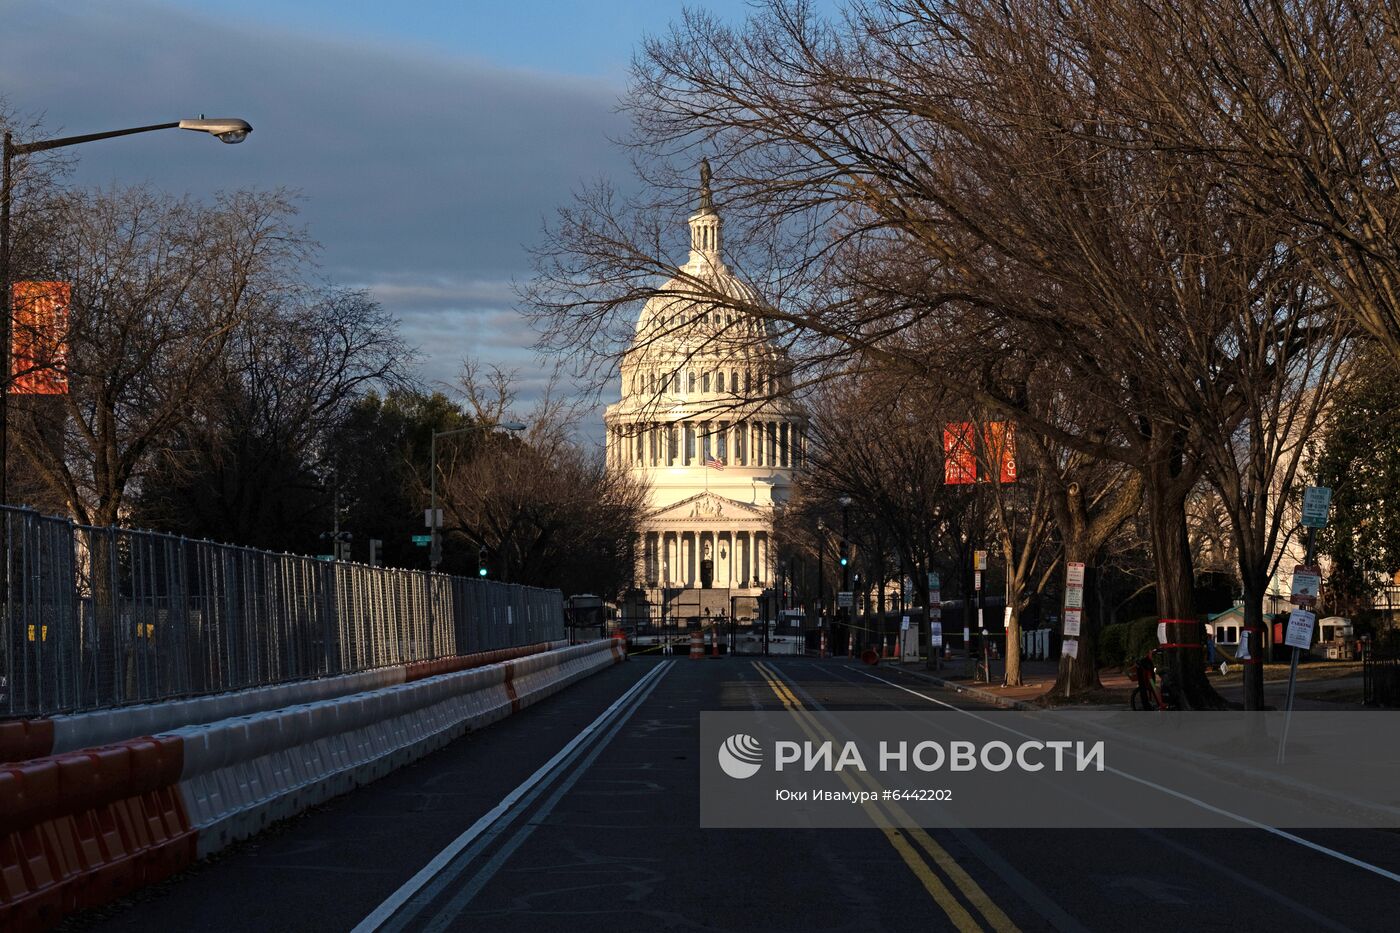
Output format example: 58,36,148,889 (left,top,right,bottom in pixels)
943,422,976,485
984,421,1017,483
11,281,70,395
